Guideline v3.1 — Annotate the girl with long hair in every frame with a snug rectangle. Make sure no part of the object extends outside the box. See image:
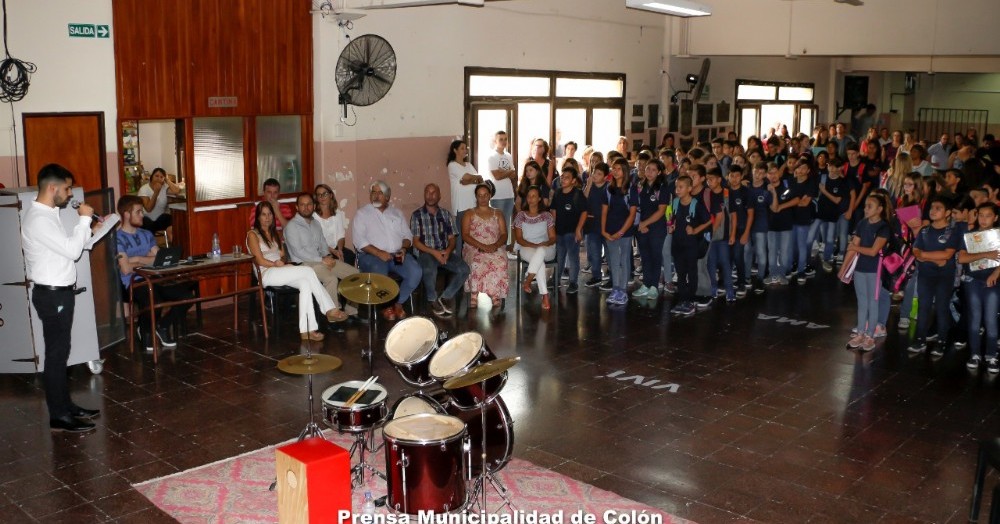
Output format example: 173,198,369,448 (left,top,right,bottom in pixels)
846,192,891,352
882,153,913,202
633,158,668,299
958,202,1000,373
313,183,354,265
517,160,550,209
